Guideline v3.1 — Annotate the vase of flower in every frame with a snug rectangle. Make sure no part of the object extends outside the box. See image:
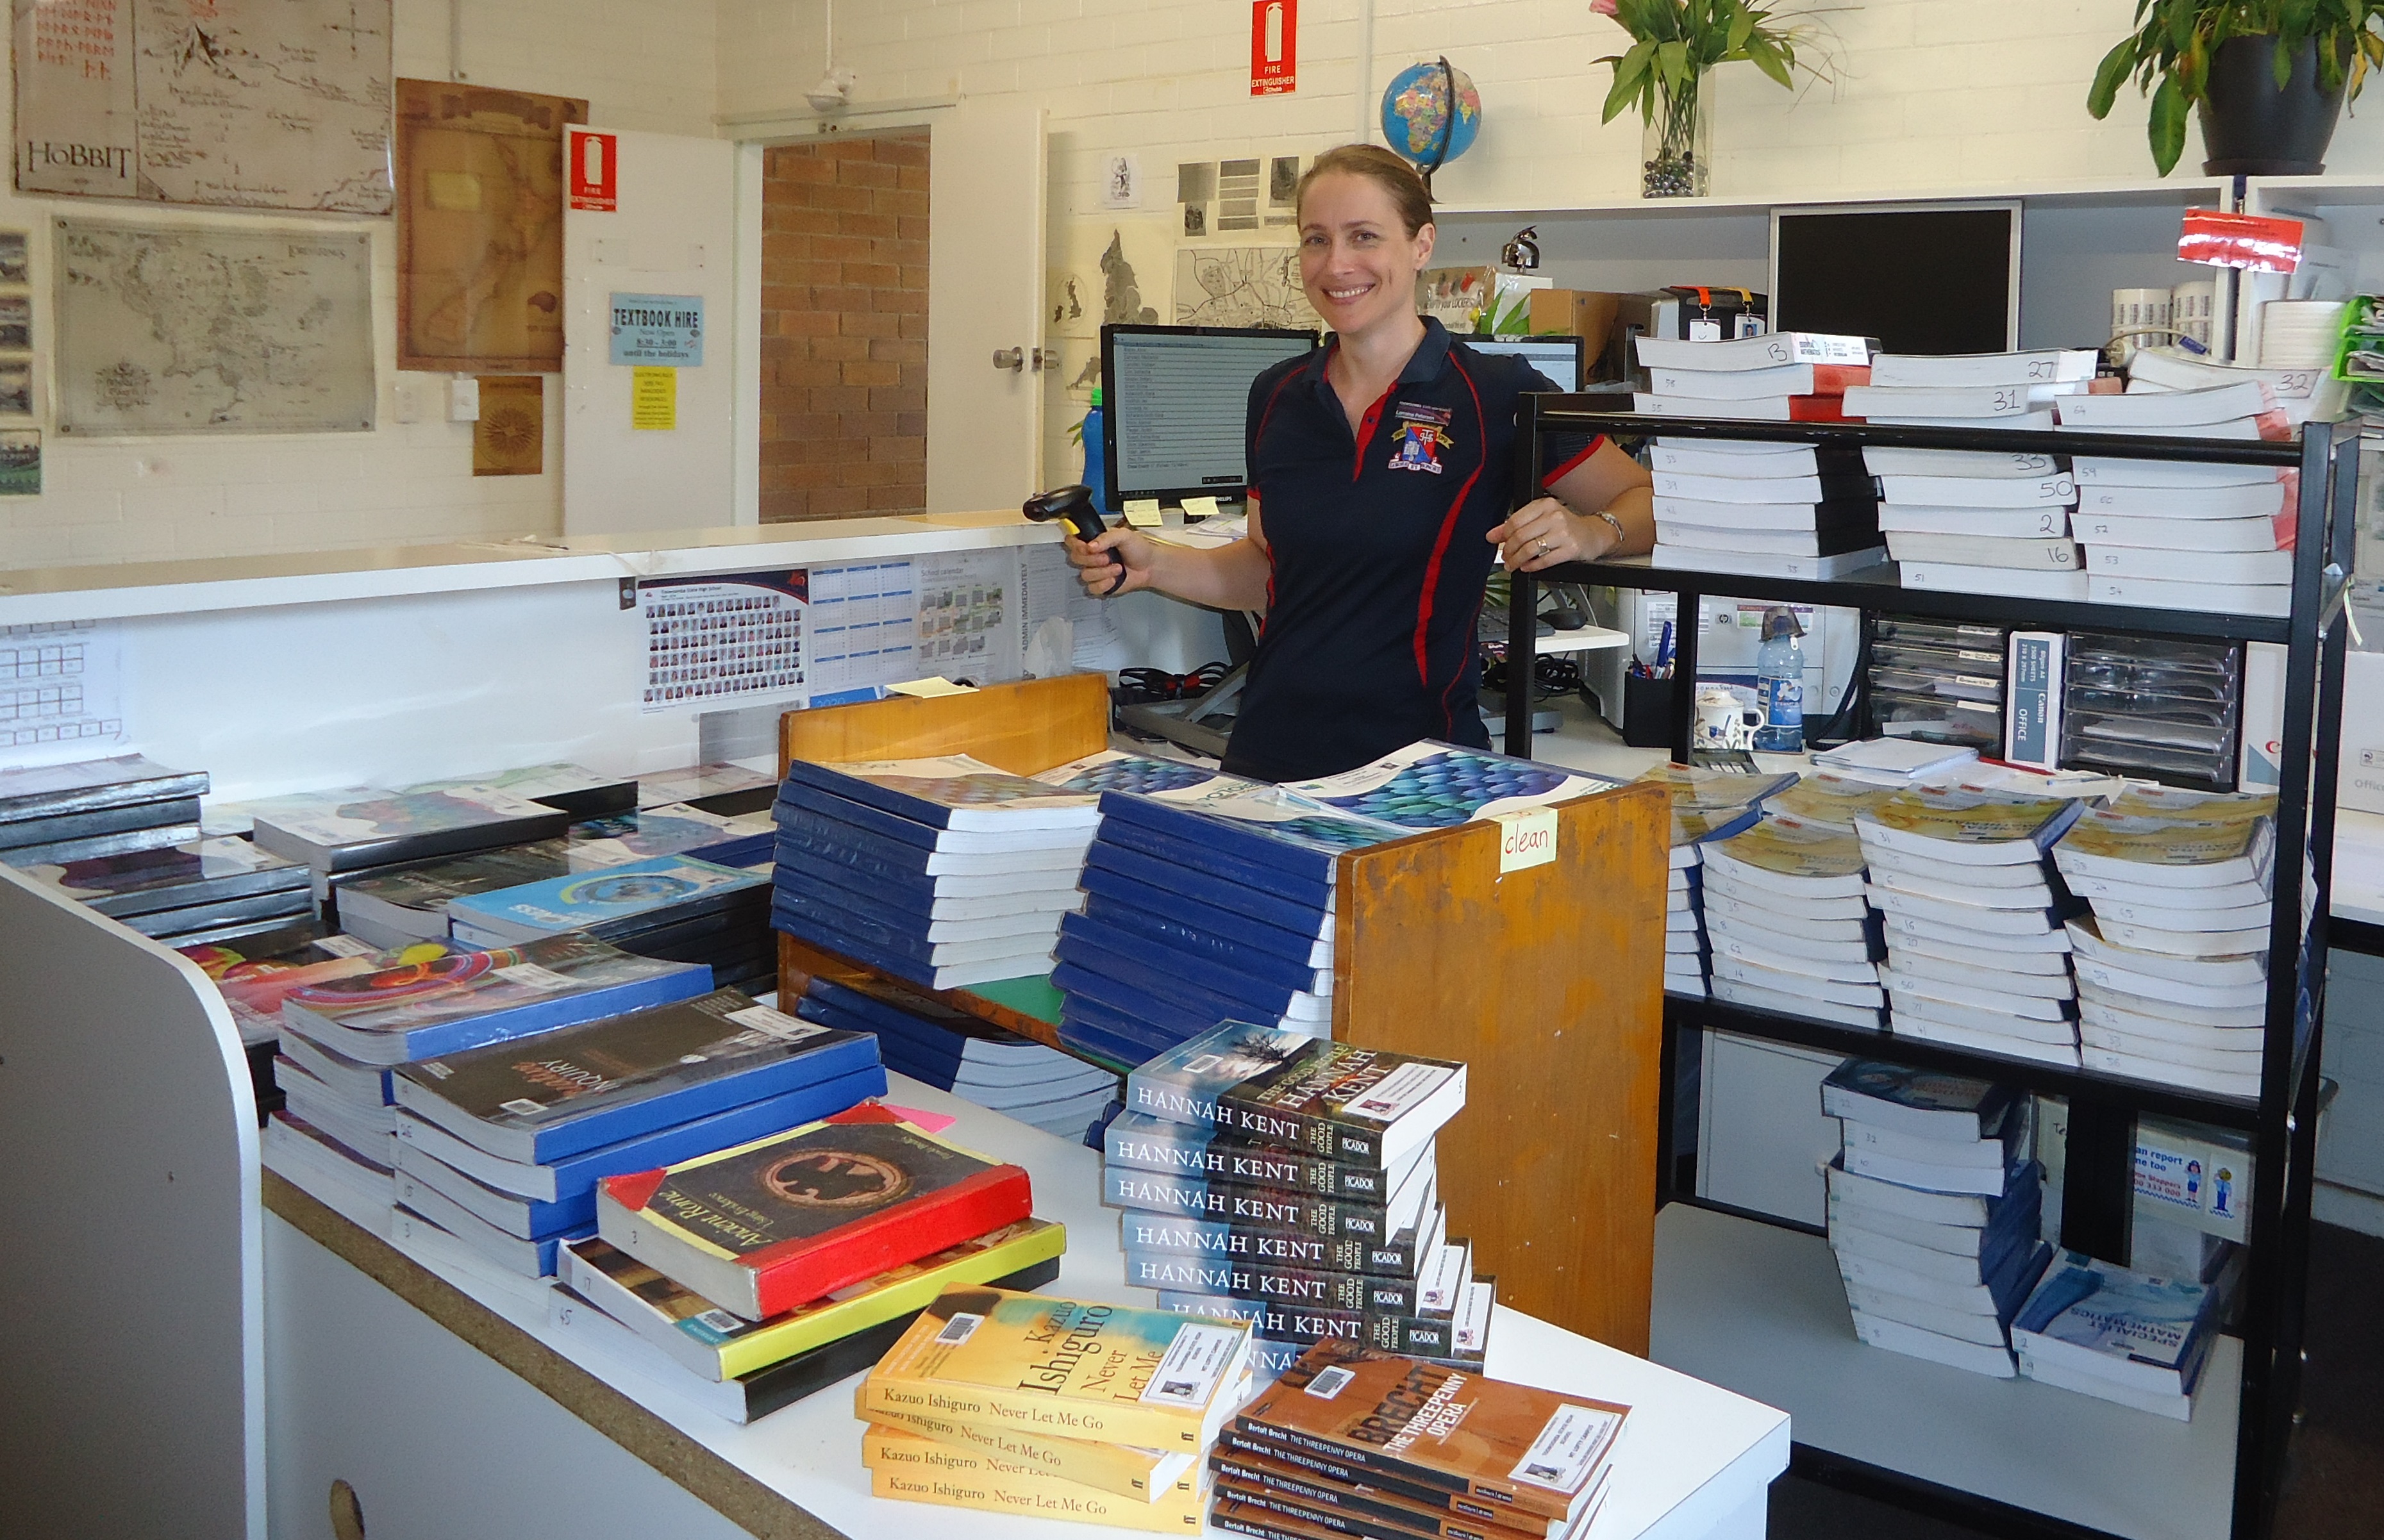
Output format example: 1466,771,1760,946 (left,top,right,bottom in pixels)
1641,71,1713,197
1595,0,1833,201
